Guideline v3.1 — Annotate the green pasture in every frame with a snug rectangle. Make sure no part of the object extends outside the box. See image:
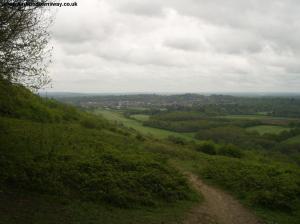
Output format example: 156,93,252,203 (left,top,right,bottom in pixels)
94,109,195,140
130,114,150,122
